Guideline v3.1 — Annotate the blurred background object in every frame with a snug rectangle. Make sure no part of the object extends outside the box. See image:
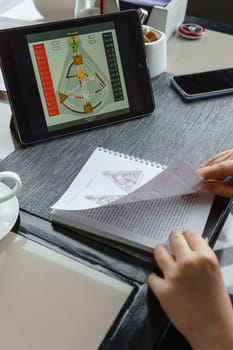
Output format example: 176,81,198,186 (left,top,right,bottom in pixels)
186,0,233,25
0,0,25,14
74,0,120,18
32,0,75,20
